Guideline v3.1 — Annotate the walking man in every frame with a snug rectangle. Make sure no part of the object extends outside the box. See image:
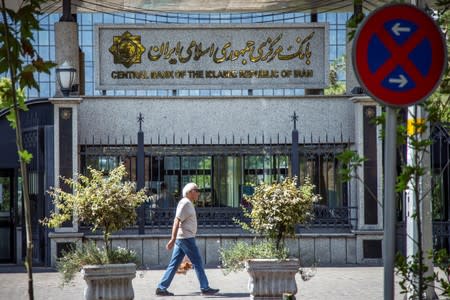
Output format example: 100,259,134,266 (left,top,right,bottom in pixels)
156,182,220,296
